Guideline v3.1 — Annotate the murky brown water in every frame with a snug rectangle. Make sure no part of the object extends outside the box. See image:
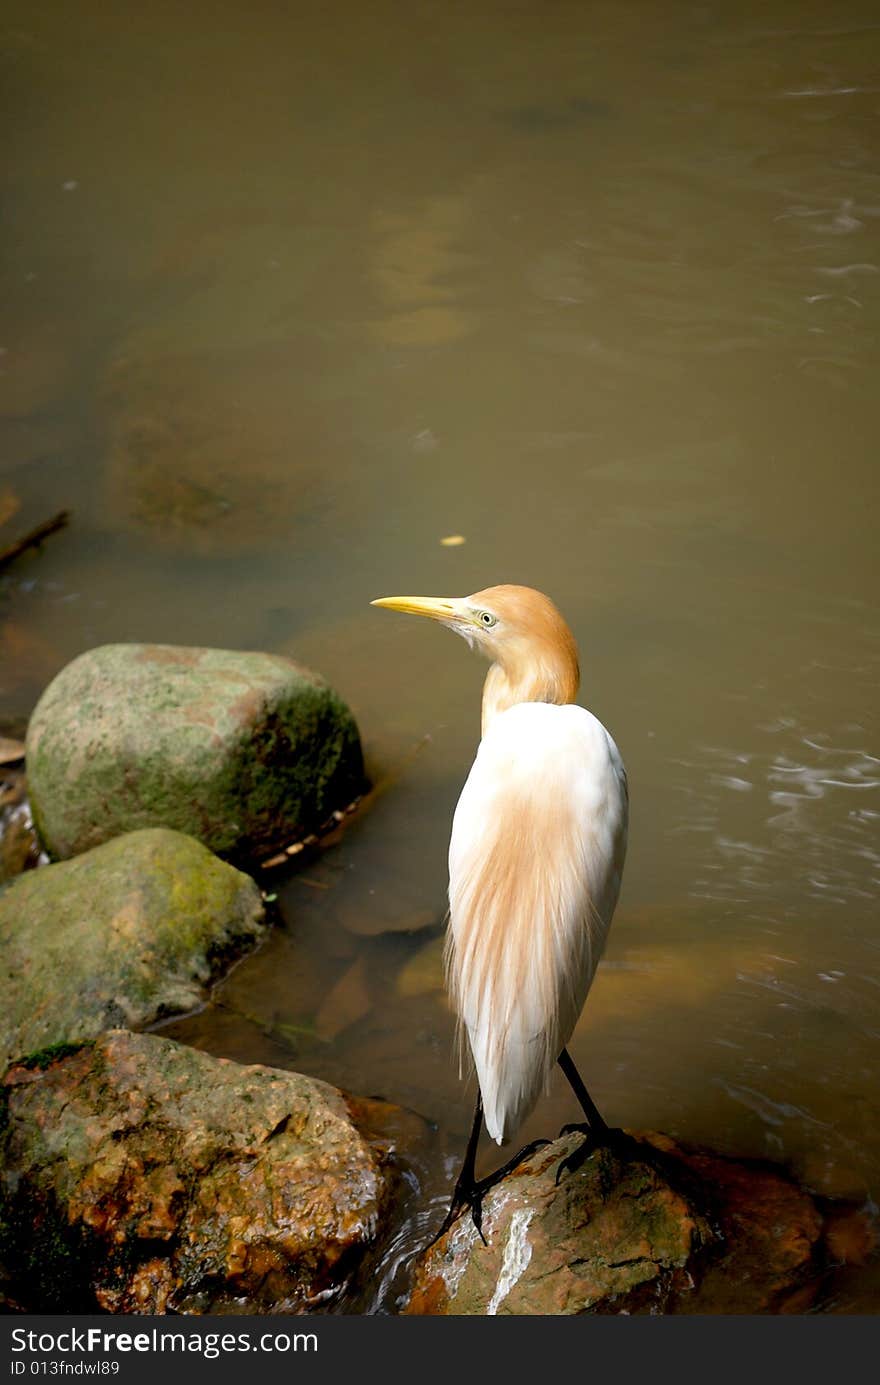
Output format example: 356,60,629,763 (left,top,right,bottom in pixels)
2,0,879,1311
